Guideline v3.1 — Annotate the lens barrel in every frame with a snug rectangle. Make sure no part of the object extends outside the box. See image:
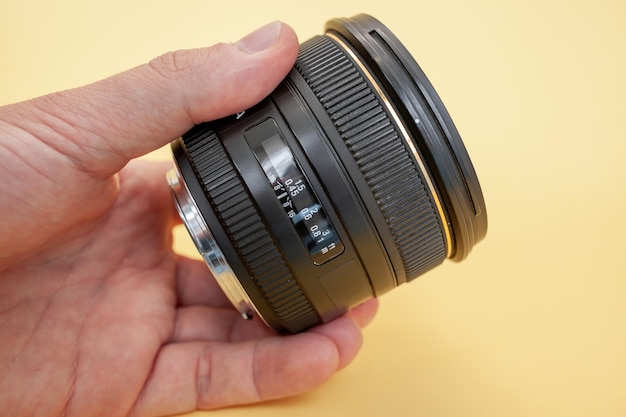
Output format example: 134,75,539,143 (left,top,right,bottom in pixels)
168,14,487,333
